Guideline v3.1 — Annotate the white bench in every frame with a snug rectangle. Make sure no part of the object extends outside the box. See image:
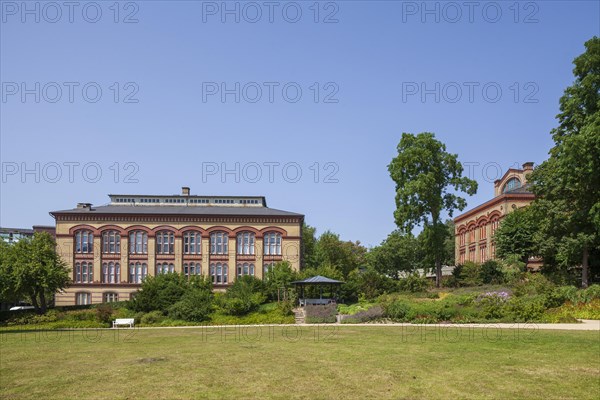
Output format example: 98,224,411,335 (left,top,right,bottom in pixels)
113,318,135,328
